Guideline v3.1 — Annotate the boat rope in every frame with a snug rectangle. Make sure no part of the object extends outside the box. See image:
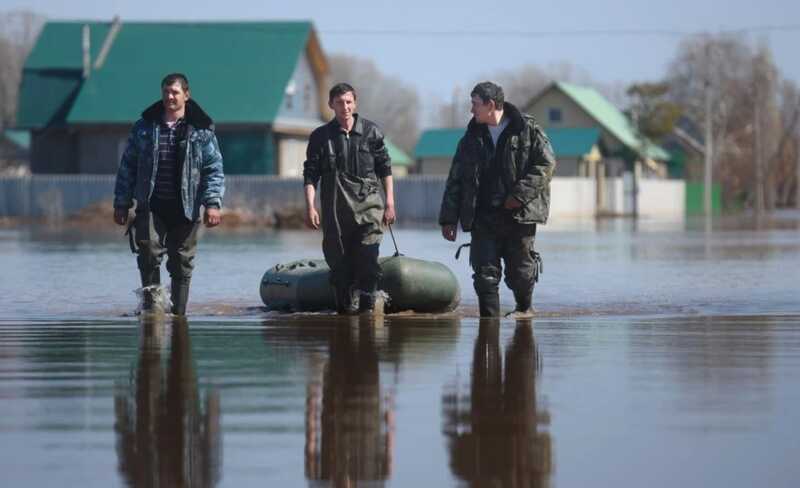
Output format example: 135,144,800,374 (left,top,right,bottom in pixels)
388,223,402,256
454,242,470,260
124,215,138,254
